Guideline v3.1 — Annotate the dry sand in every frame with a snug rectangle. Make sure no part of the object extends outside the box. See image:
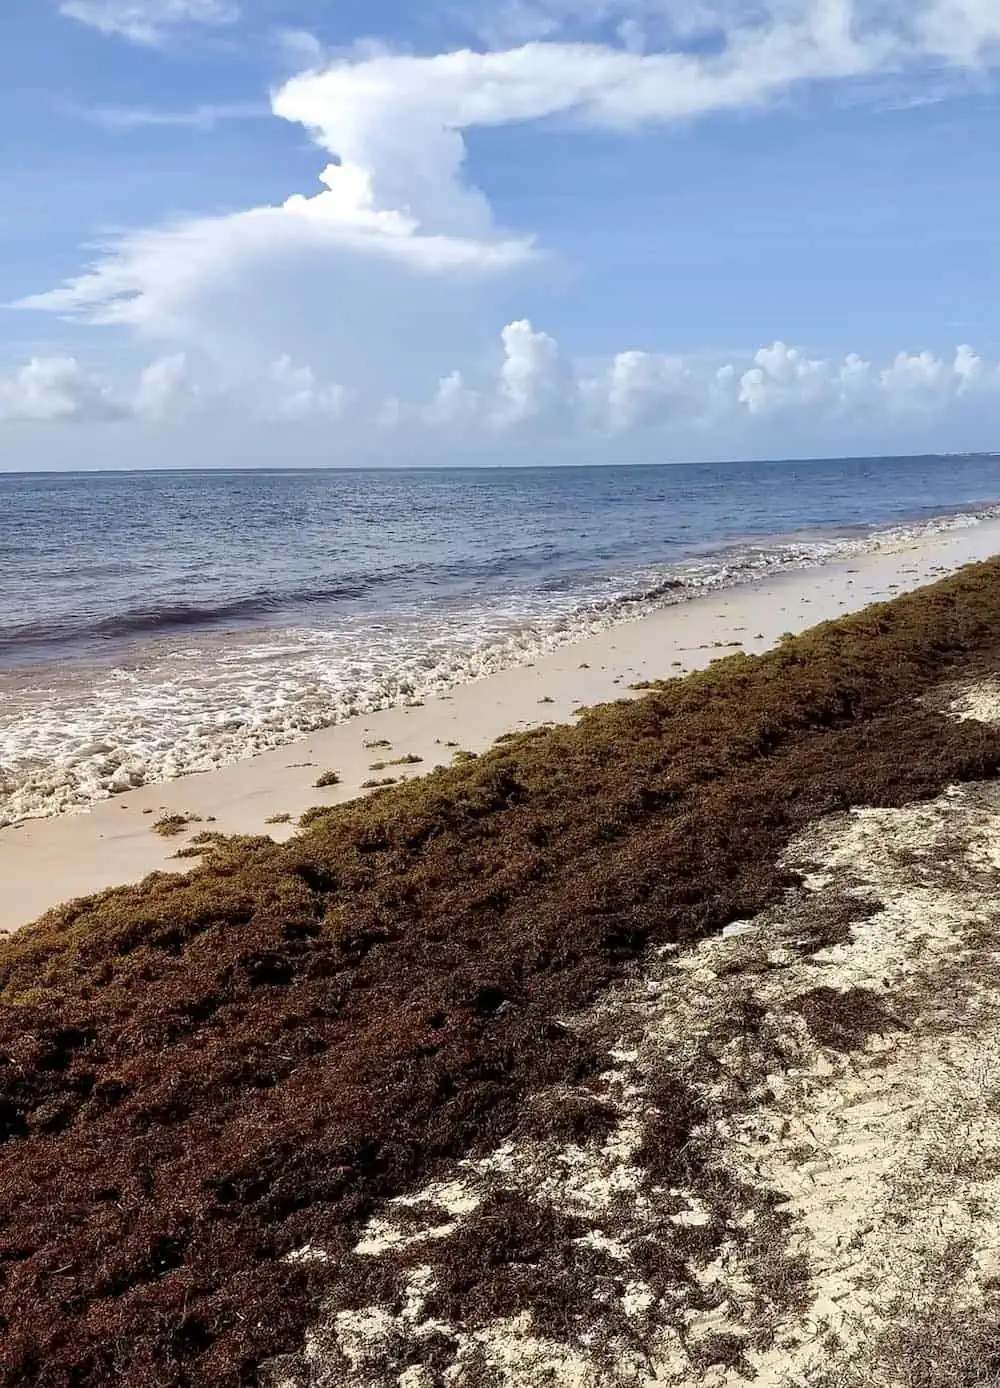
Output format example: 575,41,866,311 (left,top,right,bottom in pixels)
3,518,1000,935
